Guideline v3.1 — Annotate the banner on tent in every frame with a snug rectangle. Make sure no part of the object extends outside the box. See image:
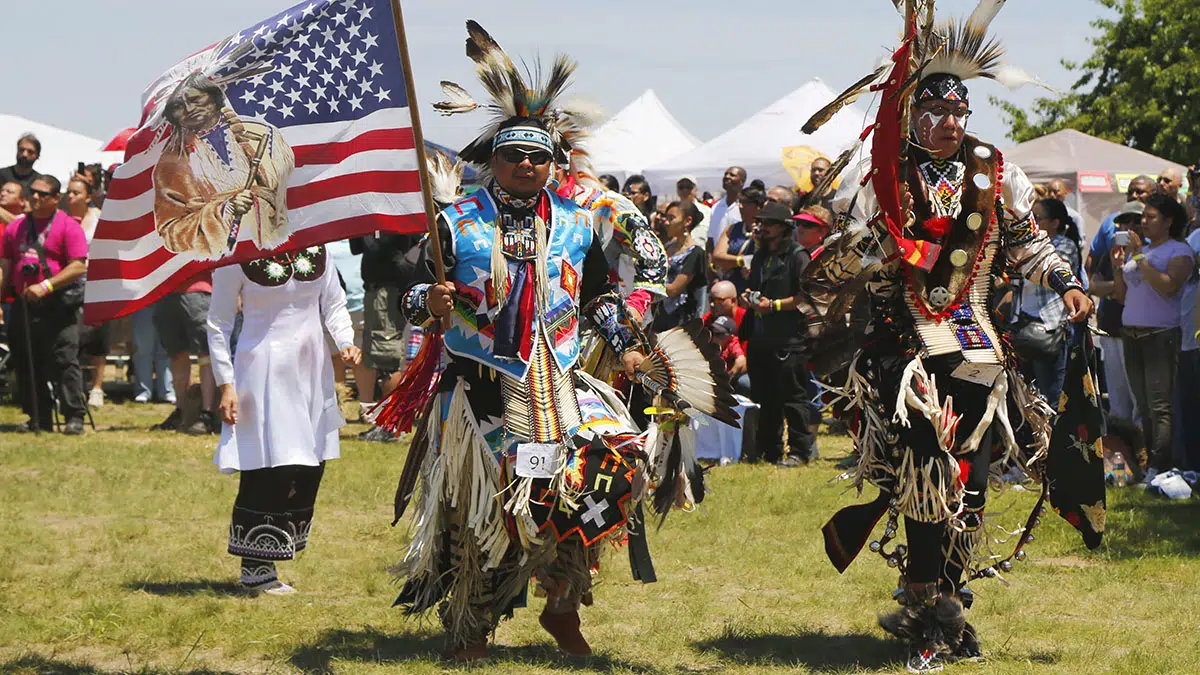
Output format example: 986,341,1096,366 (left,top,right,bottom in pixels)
782,145,843,193
1078,171,1114,193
